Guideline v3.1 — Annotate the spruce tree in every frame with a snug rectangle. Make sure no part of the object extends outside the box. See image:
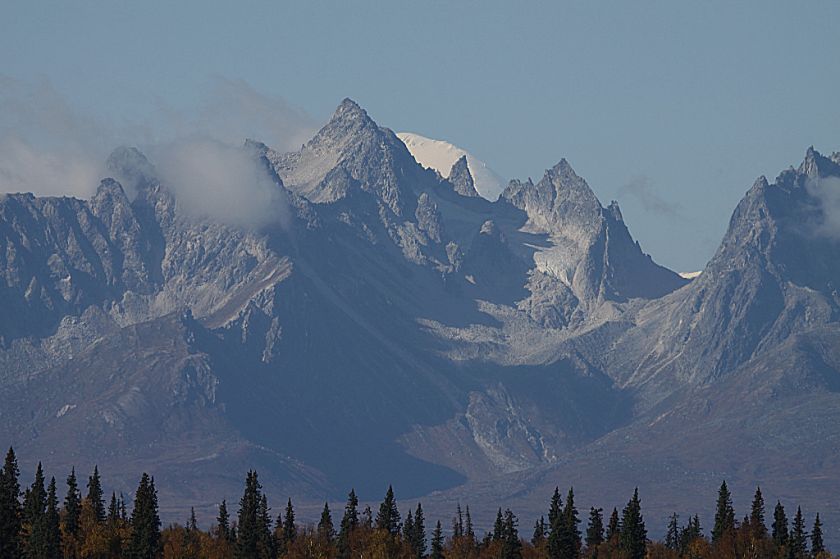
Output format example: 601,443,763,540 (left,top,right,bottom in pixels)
235,471,262,559
0,447,22,558
63,467,81,543
375,485,400,535
318,502,335,543
22,462,47,559
281,497,296,547
712,481,736,543
532,516,546,546
493,508,504,541
464,505,475,542
606,508,619,541
45,477,61,559
619,488,646,559
453,503,464,538
789,506,807,558
85,467,105,525
257,494,273,559
811,513,824,556
108,492,120,523
404,510,415,548
126,473,161,559
502,509,522,559
184,507,200,559
337,489,359,558
216,499,231,542
547,487,567,558
362,505,372,529
680,515,702,551
430,520,444,559
412,503,426,558
585,507,604,549
772,501,789,547
86,466,105,524
665,513,679,550
187,507,198,532
749,486,767,540
119,493,128,522
562,487,581,558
